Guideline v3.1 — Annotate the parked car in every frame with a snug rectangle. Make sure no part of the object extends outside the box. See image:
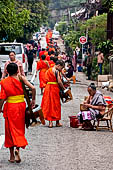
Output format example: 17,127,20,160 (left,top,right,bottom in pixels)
0,43,28,75
52,31,60,40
